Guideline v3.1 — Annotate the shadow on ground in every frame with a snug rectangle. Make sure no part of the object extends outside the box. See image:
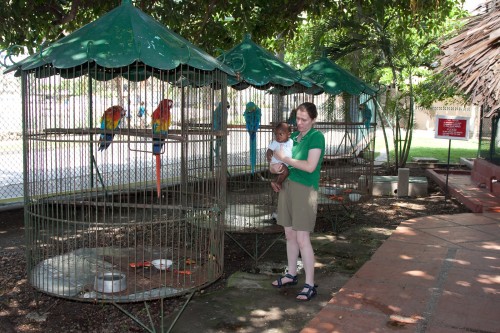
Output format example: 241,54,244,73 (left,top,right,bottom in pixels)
166,226,391,333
